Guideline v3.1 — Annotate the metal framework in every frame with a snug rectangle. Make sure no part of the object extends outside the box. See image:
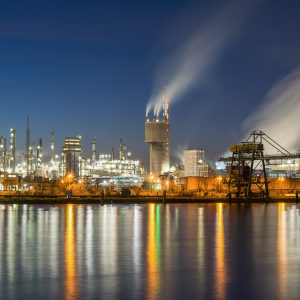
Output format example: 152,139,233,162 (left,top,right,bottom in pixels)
219,130,300,199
